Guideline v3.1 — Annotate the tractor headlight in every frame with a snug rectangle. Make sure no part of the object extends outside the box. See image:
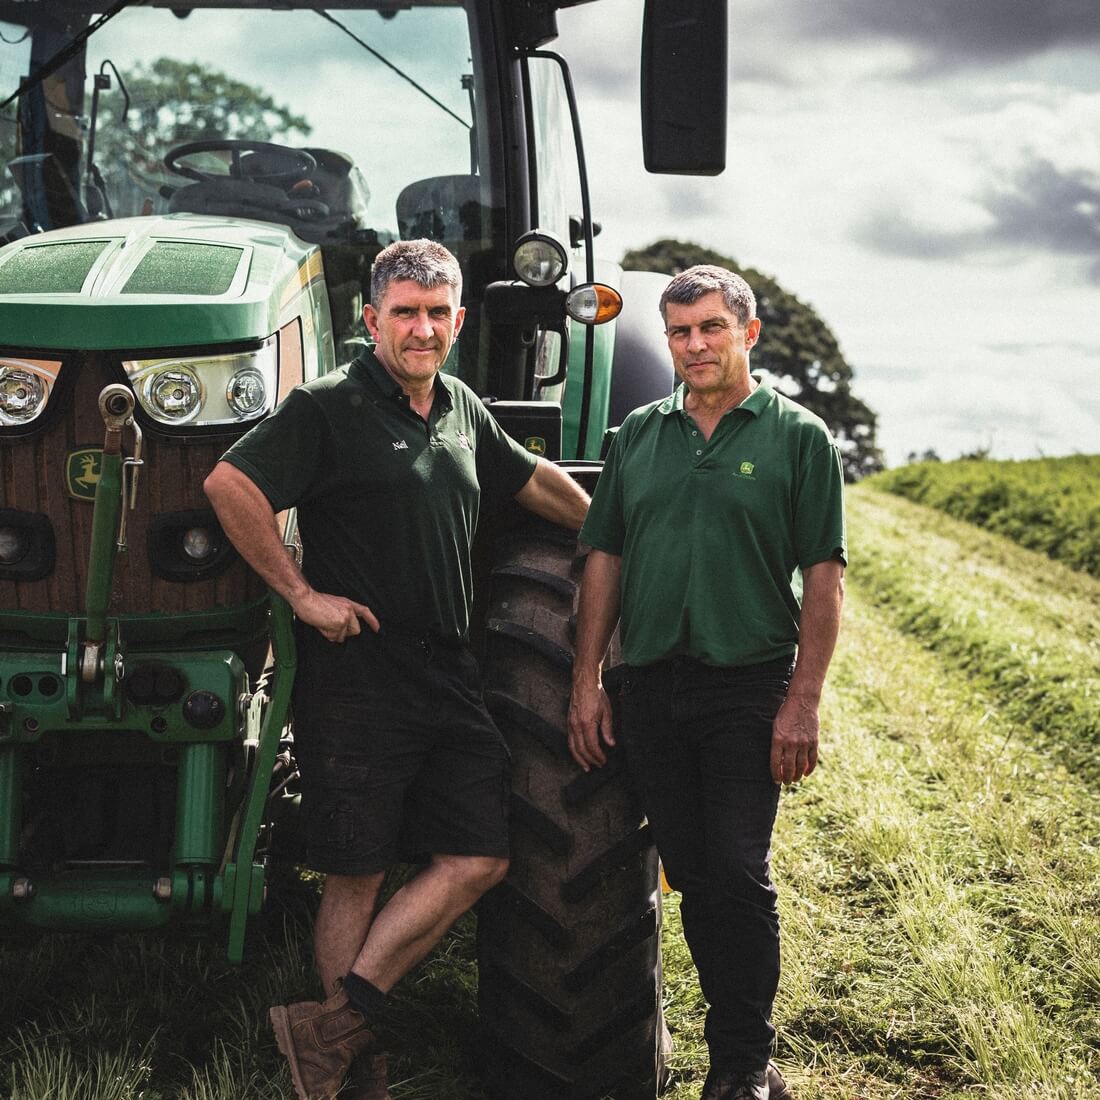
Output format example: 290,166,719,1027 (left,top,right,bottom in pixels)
0,359,60,427
0,526,27,564
144,368,203,424
125,338,277,428
182,526,215,561
512,230,569,288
